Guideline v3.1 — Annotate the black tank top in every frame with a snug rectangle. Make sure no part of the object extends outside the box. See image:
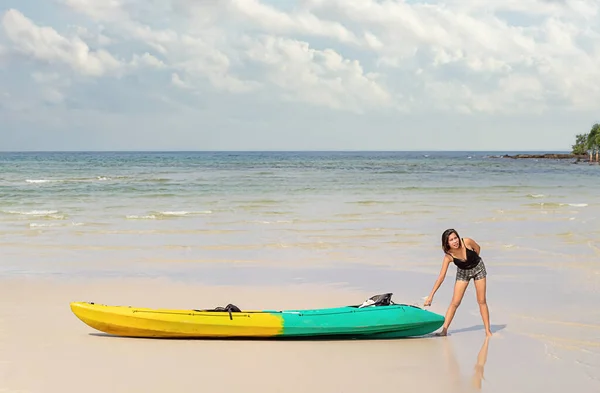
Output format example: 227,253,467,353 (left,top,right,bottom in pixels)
451,239,481,270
